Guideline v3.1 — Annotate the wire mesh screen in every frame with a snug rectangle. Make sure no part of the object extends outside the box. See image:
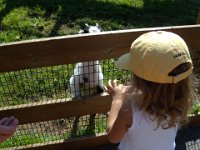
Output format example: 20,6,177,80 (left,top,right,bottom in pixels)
191,49,200,74
190,49,200,114
175,124,200,150
1,114,107,148
0,50,199,107
0,59,131,107
0,59,131,148
186,140,200,150
0,48,200,149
